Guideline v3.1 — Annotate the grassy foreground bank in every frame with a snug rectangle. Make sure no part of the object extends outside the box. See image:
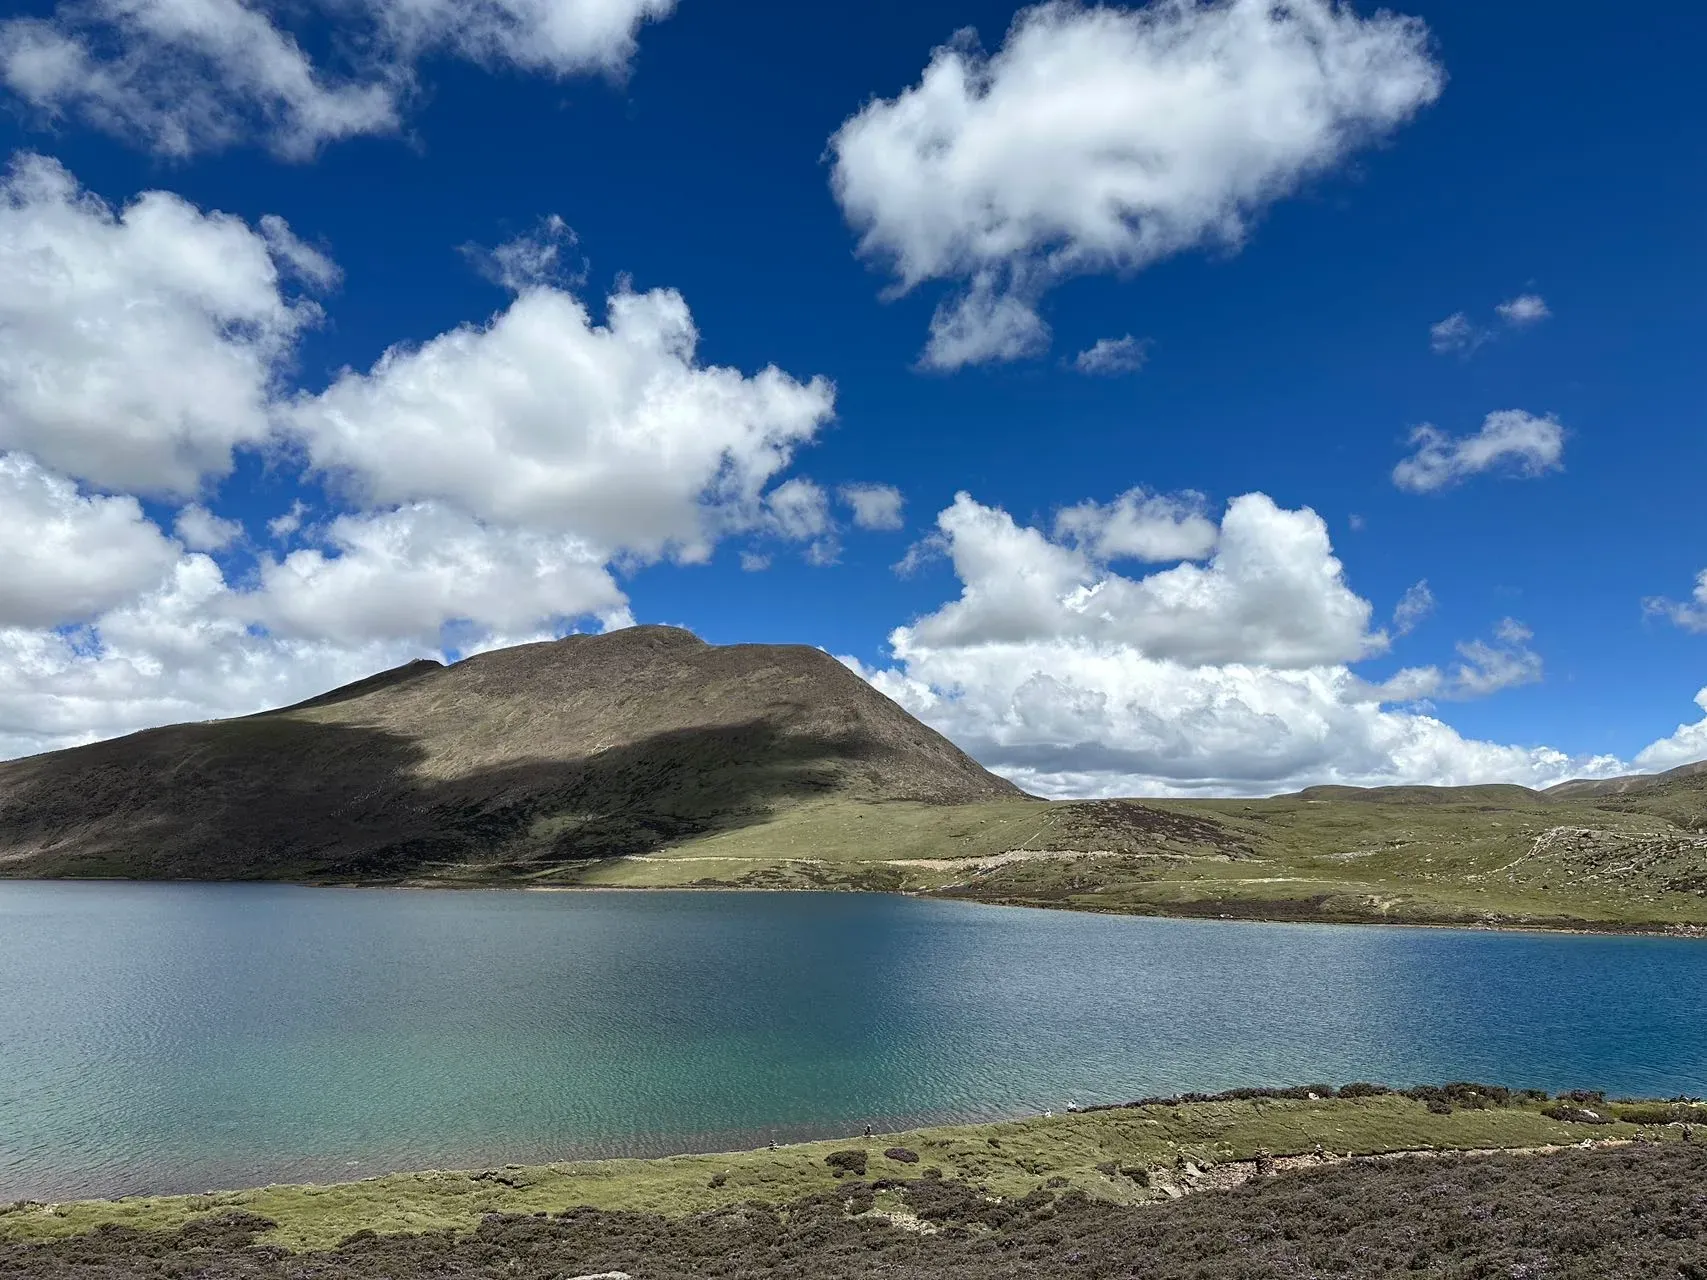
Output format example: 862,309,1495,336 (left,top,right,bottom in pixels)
6,1087,1704,1253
